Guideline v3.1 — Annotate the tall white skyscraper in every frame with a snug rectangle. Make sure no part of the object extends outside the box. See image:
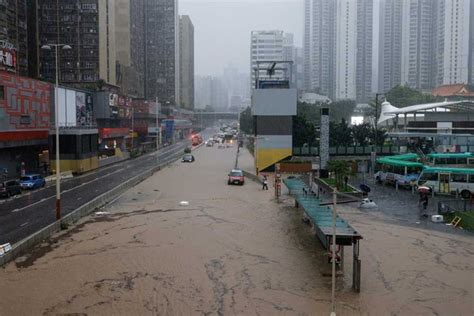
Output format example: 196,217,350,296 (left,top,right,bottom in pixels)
400,0,437,90
378,0,403,93
304,0,373,101
335,0,358,100
356,0,374,102
436,0,472,85
304,0,337,99
470,0,474,85
250,31,294,89
303,0,312,91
